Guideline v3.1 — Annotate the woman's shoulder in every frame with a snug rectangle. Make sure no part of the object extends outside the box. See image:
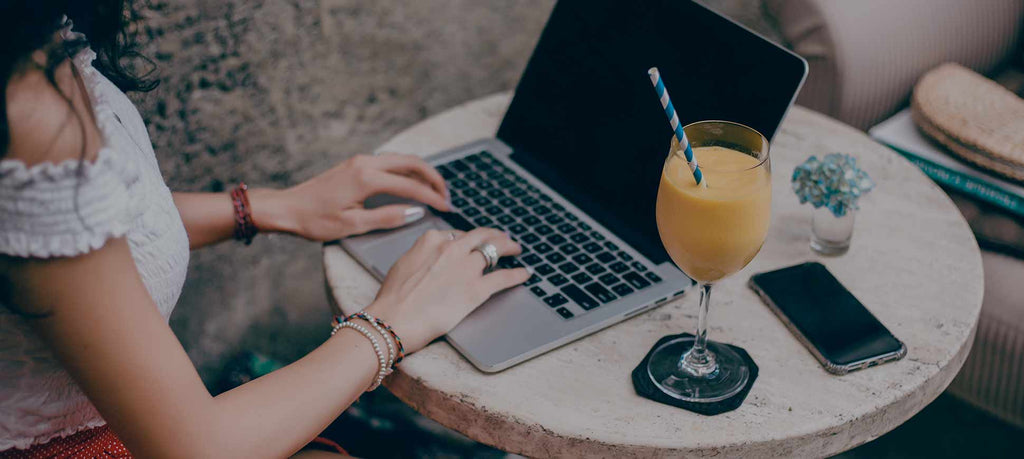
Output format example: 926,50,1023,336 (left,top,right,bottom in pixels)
4,54,102,168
